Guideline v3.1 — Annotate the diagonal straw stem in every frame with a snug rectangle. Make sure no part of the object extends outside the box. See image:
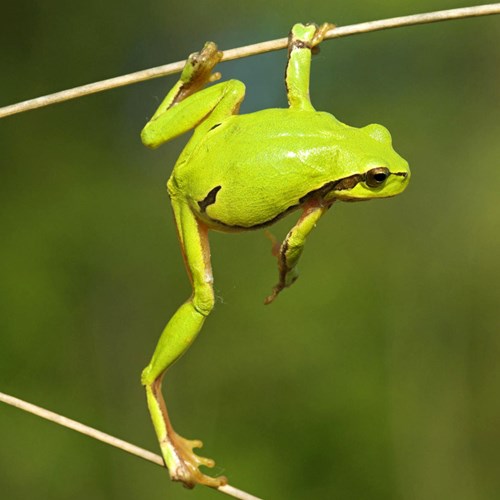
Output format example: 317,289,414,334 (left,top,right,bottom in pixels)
0,4,499,119
0,391,262,500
